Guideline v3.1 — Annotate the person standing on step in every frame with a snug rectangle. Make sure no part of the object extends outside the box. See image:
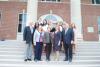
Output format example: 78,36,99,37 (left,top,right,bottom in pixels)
53,25,61,61
23,22,35,61
62,22,74,62
43,27,52,61
33,25,44,61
